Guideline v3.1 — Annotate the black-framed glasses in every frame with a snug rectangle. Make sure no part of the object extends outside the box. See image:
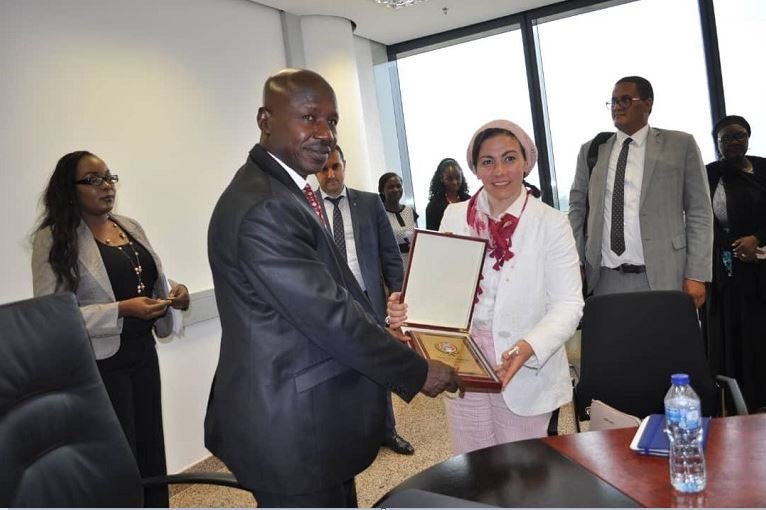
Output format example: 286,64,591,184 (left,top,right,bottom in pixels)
717,131,748,144
74,174,119,186
606,95,642,110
